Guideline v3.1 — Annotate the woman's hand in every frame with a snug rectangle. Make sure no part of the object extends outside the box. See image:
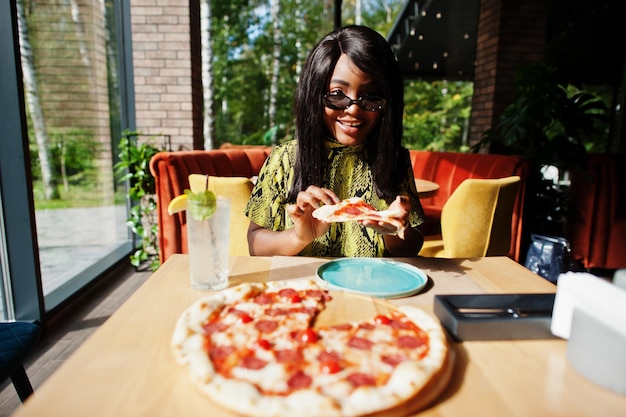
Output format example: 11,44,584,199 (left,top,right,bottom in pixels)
287,186,340,243
247,186,340,256
360,195,424,257
358,195,410,236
